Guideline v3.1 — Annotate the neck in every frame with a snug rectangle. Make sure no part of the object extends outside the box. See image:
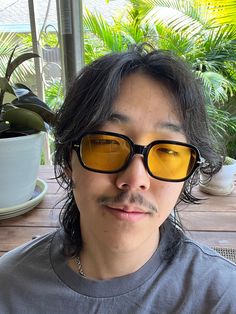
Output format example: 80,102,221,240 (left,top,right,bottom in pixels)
72,231,160,280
